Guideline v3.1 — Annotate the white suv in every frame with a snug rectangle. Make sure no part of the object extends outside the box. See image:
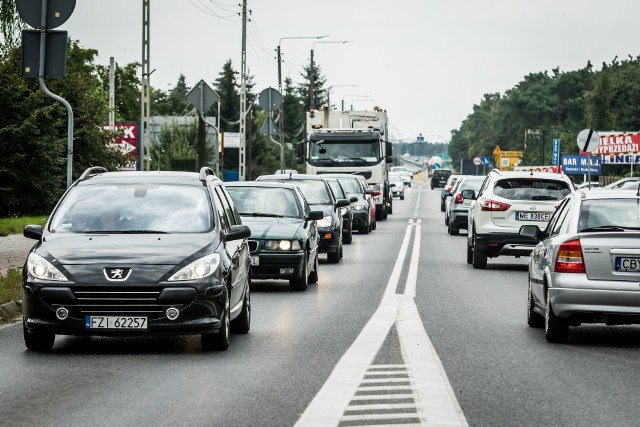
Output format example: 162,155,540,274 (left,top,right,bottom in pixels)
465,169,574,269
